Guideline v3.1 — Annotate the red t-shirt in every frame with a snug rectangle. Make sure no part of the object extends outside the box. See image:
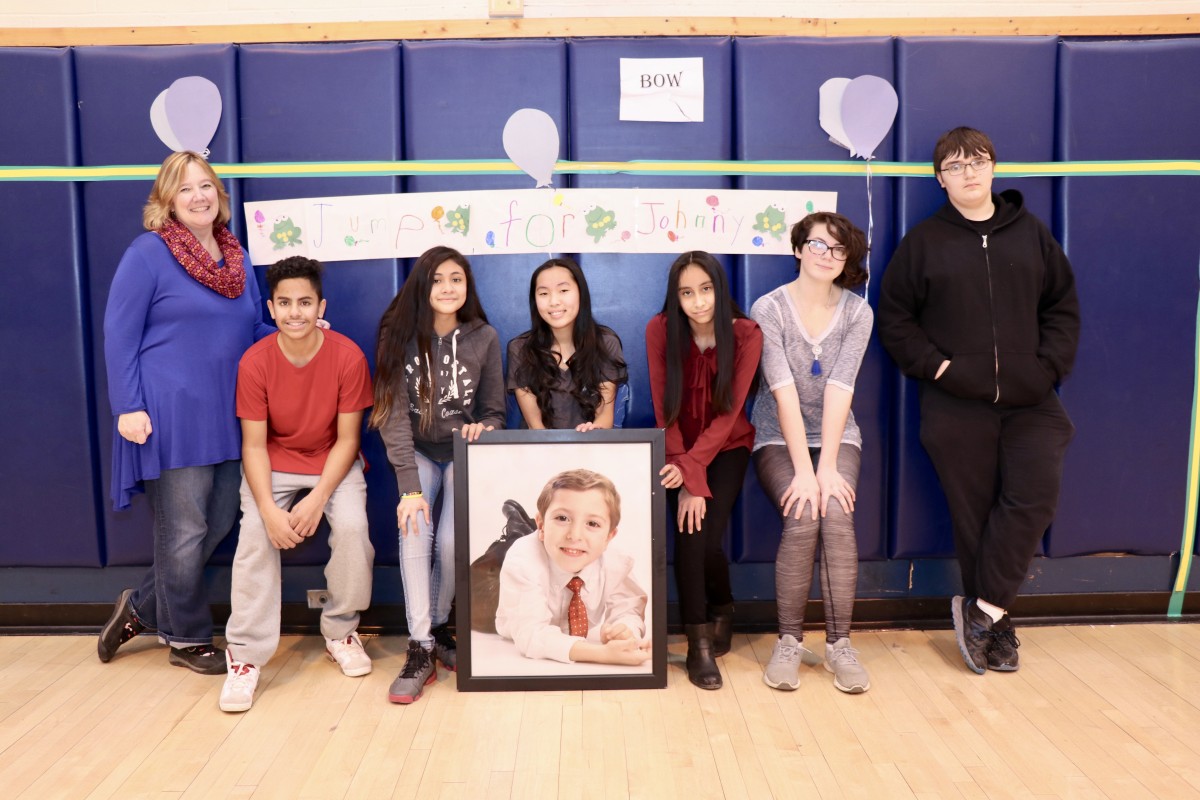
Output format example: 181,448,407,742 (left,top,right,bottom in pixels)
236,329,373,475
